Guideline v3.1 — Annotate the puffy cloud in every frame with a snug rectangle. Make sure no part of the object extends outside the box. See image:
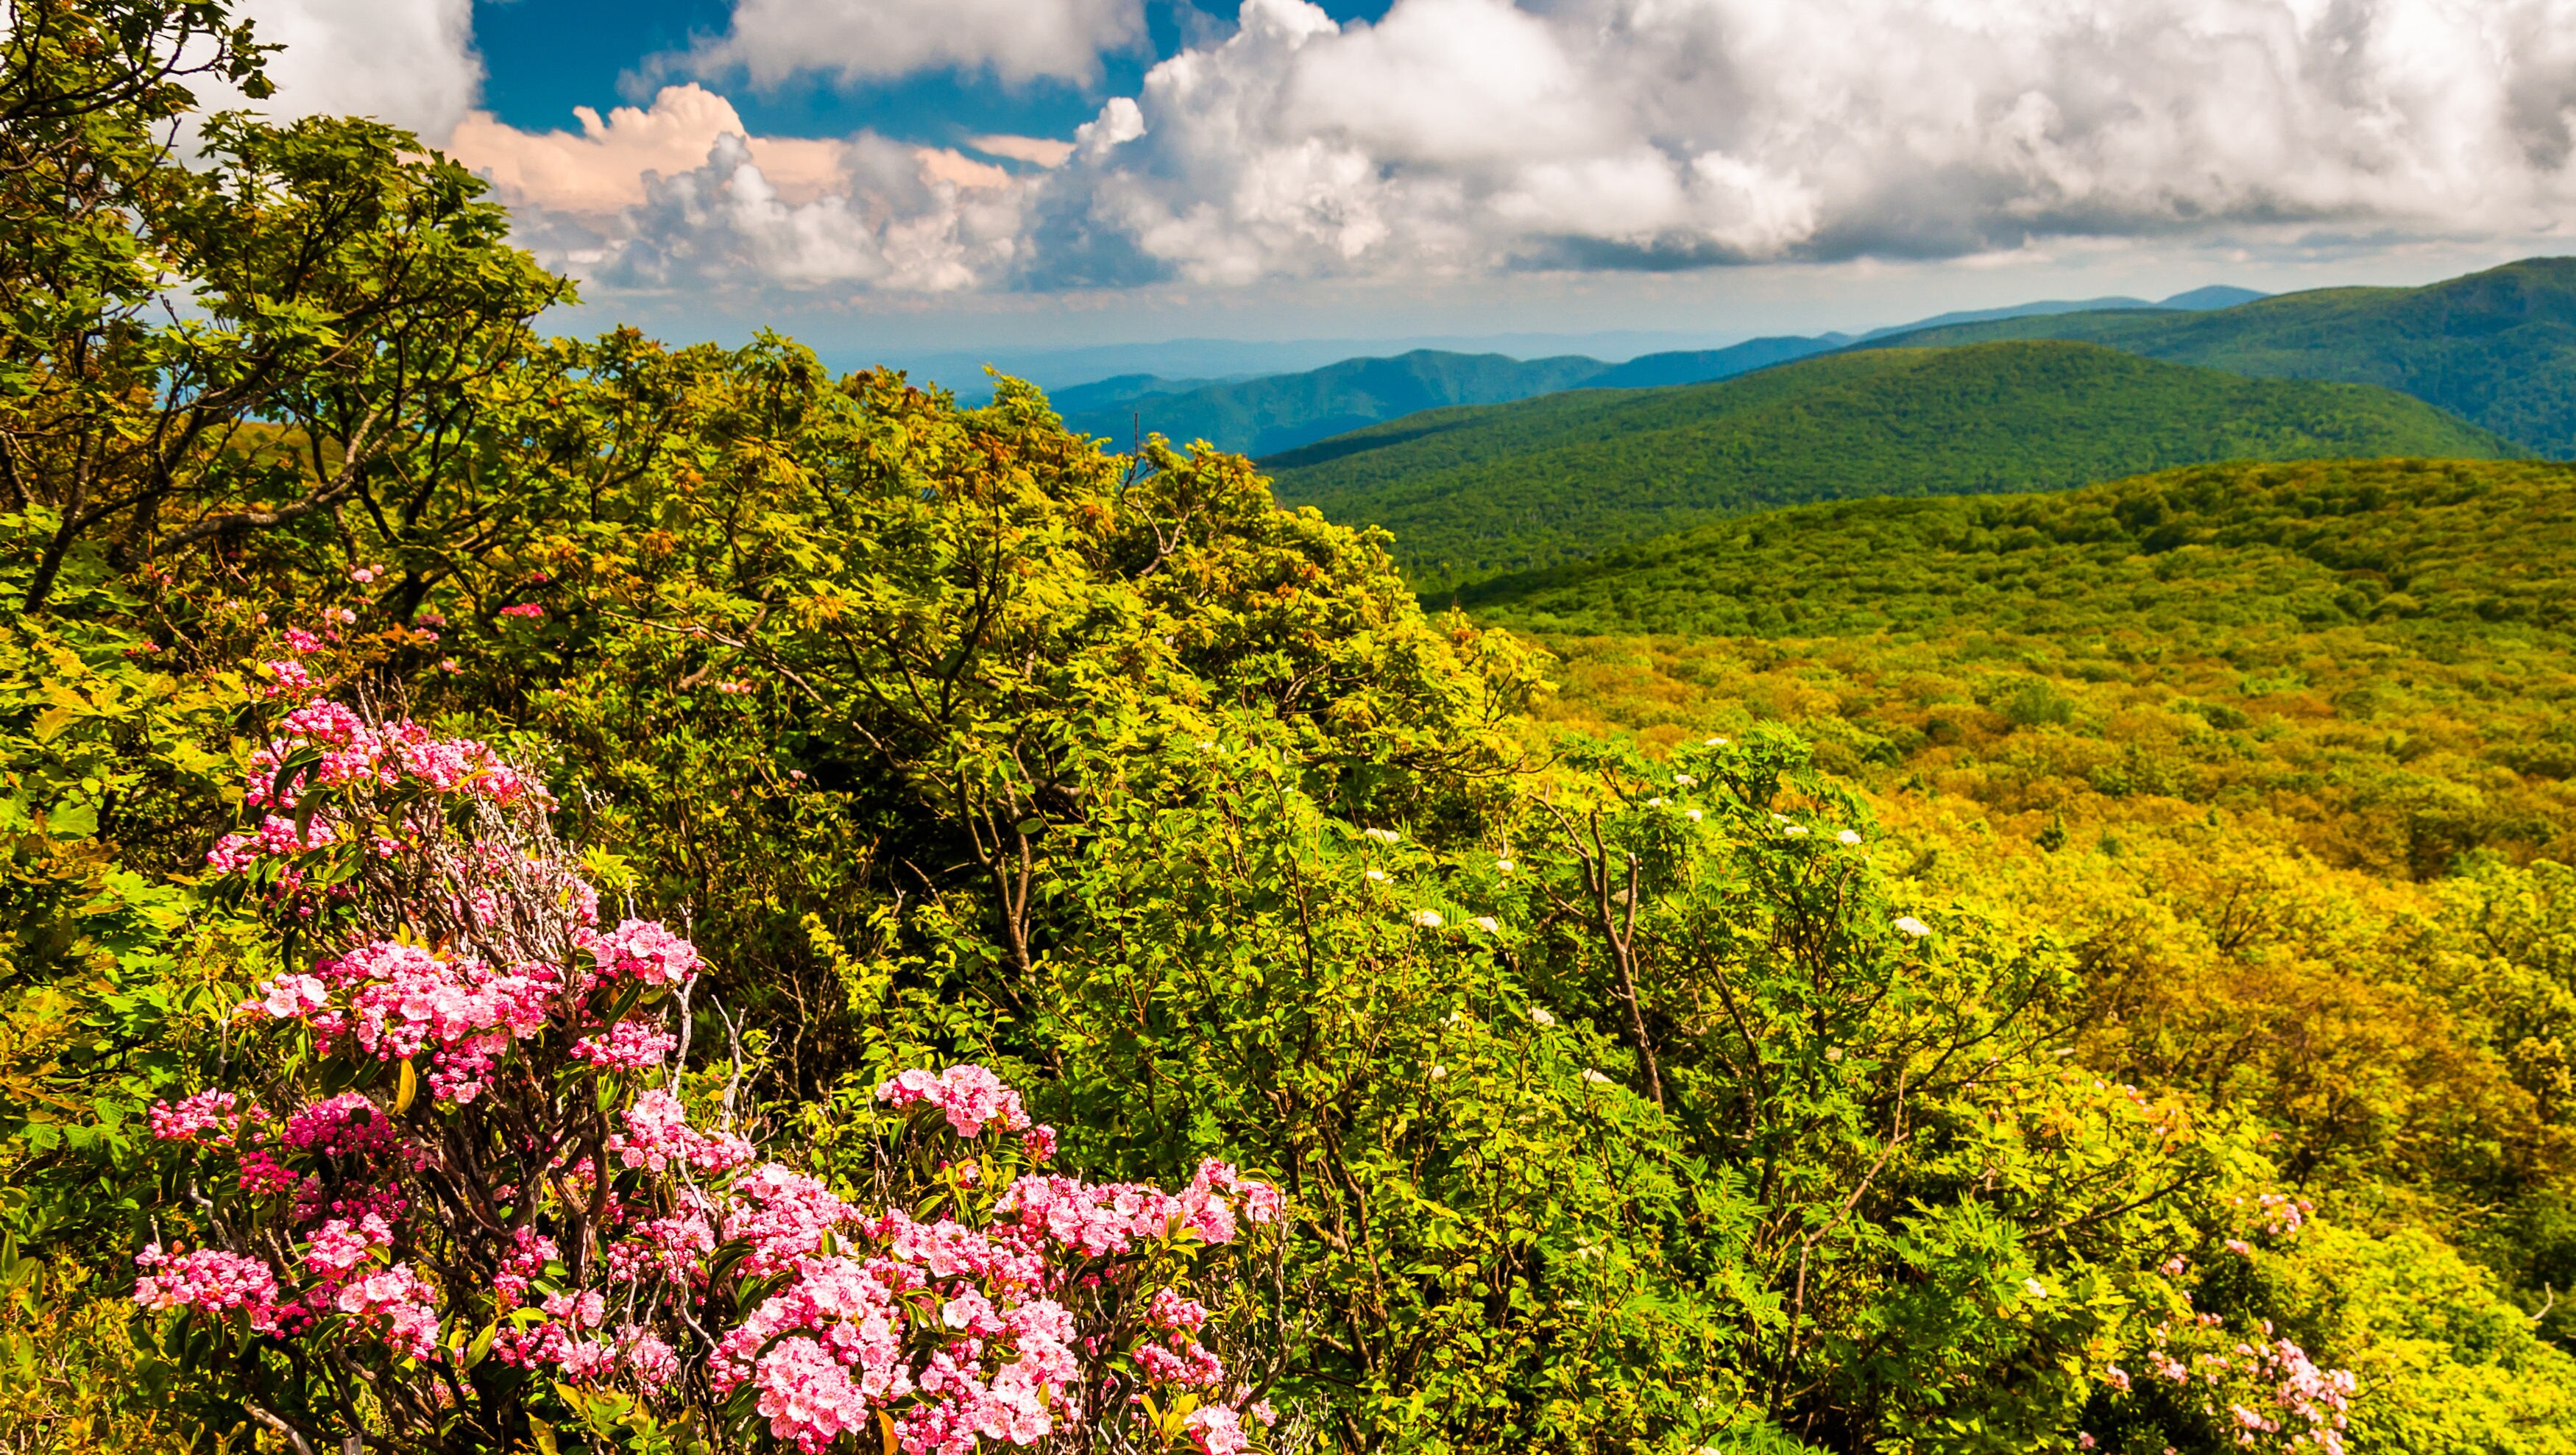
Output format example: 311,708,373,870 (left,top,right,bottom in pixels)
233,0,480,137
1013,0,2576,287
447,85,845,216
587,133,1025,294
969,135,1079,169
693,0,1147,87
